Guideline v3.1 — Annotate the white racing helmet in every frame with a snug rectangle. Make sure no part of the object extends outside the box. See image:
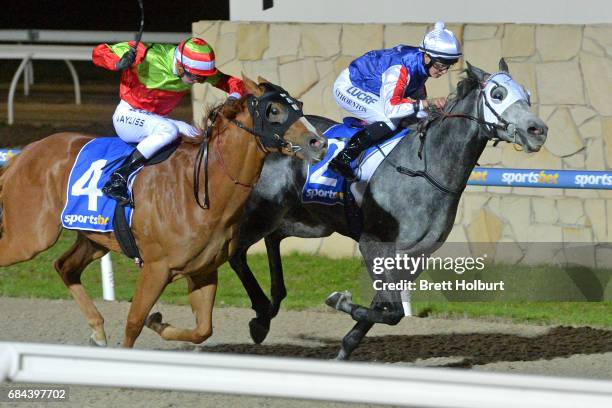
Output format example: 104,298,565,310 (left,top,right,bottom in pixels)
420,22,462,64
